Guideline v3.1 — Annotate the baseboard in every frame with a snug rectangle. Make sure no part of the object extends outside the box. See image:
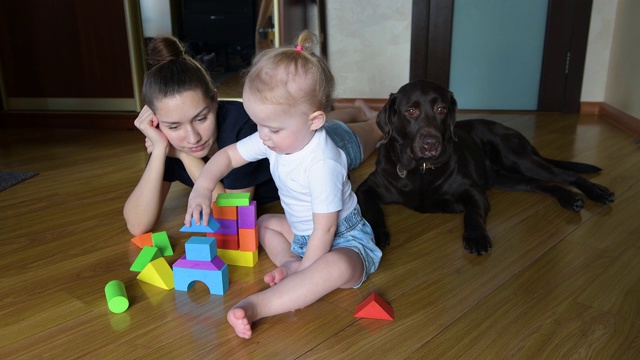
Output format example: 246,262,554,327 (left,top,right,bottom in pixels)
580,101,601,115
580,101,640,136
333,98,388,111
0,111,136,129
